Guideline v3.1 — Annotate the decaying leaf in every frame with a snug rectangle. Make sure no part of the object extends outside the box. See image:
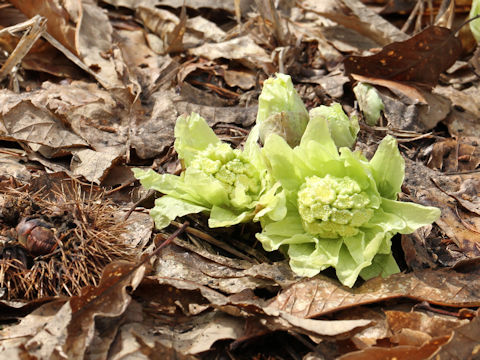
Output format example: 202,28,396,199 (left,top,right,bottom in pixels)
344,26,462,88
10,0,134,90
337,335,450,360
430,309,480,359
428,137,480,173
64,261,146,359
131,88,257,159
267,268,480,318
188,36,271,70
0,97,88,152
